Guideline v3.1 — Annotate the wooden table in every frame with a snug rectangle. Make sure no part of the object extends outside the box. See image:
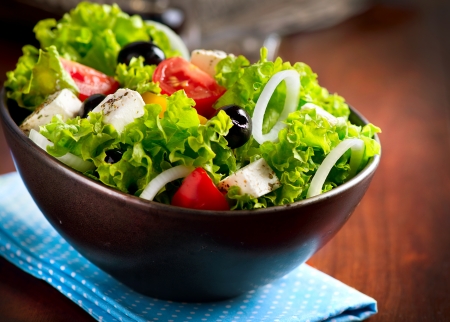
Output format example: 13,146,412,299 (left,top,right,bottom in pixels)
1,2,450,321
